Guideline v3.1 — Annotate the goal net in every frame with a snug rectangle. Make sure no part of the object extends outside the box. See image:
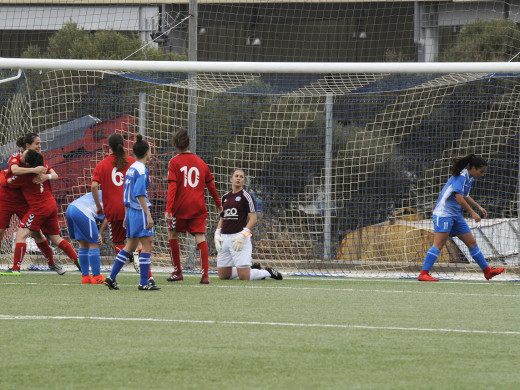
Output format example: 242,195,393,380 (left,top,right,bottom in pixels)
0,0,518,279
